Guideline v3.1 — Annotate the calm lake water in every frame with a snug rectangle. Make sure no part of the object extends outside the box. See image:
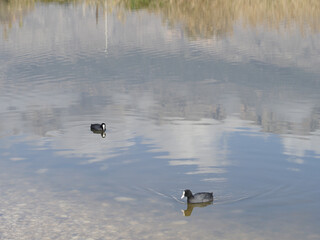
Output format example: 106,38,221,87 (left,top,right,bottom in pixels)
1,0,320,239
